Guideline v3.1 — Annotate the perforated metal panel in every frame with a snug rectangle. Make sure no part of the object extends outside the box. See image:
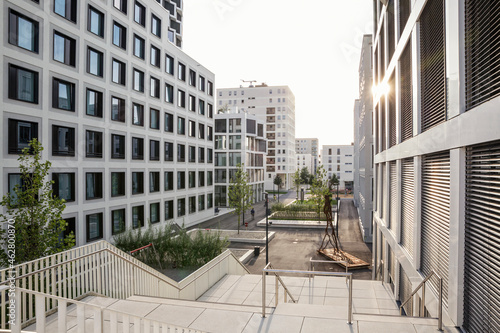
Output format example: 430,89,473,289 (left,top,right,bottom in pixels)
400,158,414,257
465,0,500,110
399,0,411,38
464,140,500,332
387,0,395,62
390,161,398,233
399,265,413,315
389,75,397,148
400,42,413,142
420,151,450,306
